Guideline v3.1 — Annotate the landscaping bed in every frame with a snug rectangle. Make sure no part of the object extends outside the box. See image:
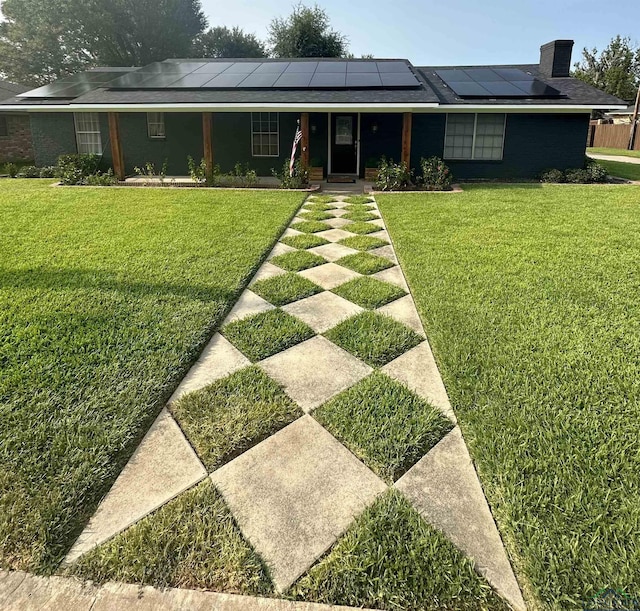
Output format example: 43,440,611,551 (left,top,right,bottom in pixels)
378,184,640,610
0,179,303,573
